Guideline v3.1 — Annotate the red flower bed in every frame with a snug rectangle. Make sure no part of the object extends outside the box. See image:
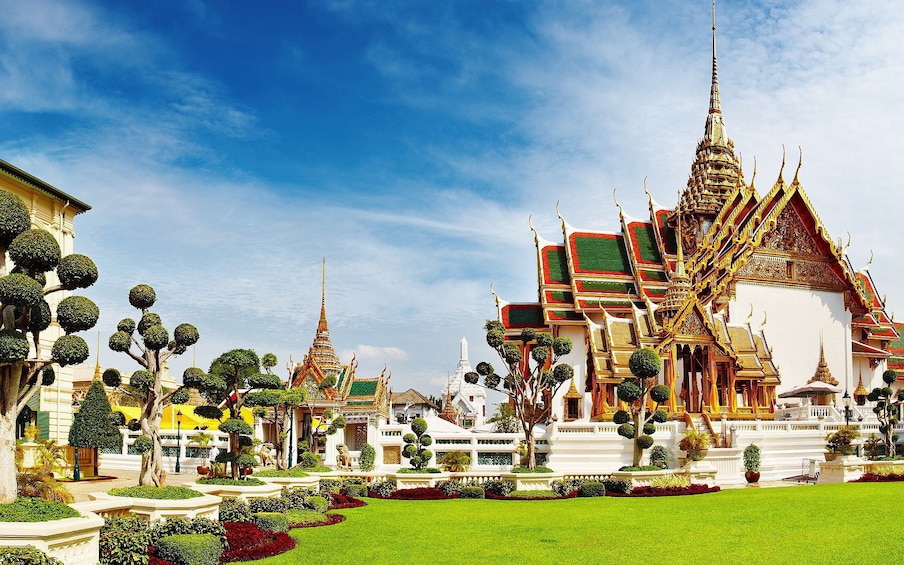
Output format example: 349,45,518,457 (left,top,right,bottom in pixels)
331,492,367,508
853,472,904,482
607,484,720,497
220,521,296,562
291,513,346,529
